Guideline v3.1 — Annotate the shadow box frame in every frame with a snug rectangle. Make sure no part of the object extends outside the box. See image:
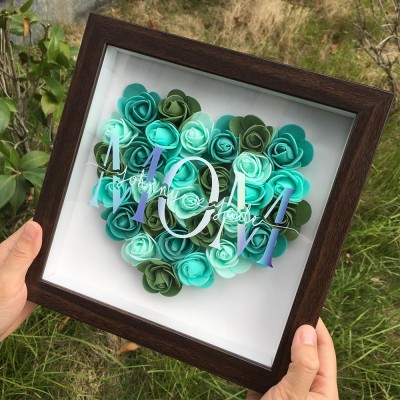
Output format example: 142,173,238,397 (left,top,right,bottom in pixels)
26,13,393,393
